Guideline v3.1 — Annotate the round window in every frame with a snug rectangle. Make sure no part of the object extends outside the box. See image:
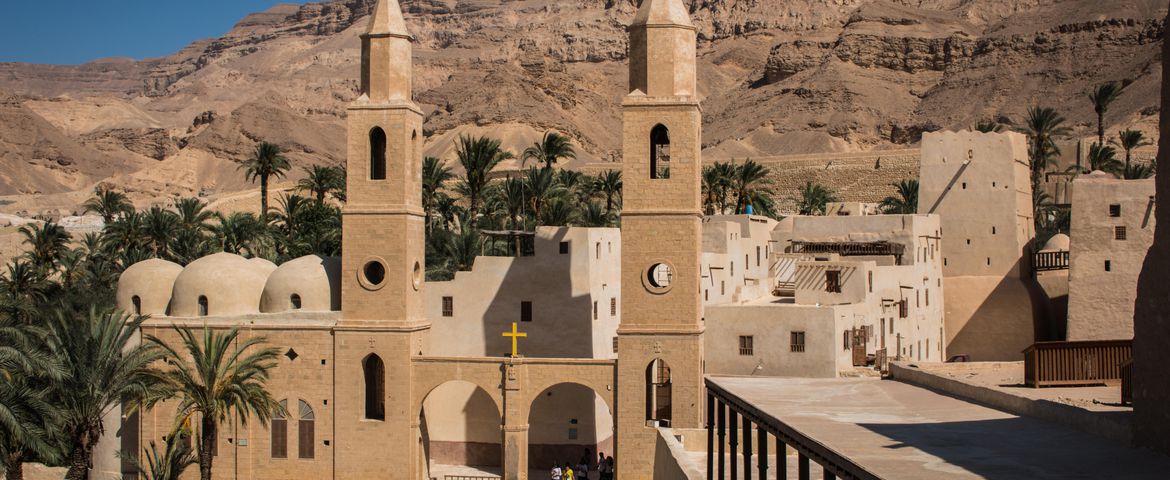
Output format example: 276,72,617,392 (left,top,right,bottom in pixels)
412,261,423,291
644,262,674,293
360,260,387,290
